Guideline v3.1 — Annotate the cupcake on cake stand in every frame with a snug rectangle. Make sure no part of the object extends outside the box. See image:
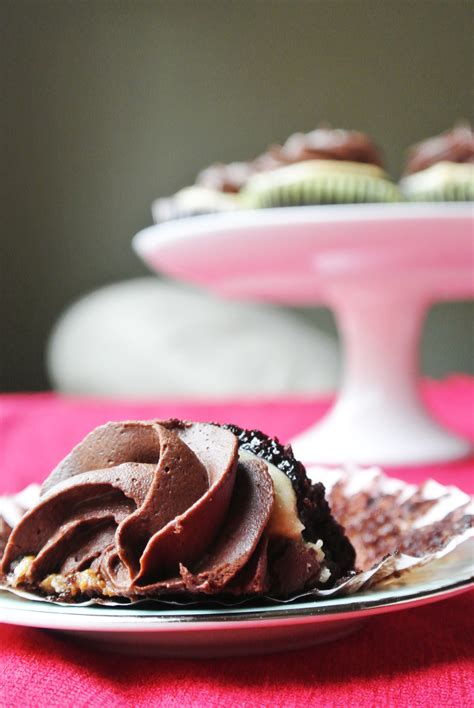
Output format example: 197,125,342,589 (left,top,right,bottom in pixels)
133,203,473,466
